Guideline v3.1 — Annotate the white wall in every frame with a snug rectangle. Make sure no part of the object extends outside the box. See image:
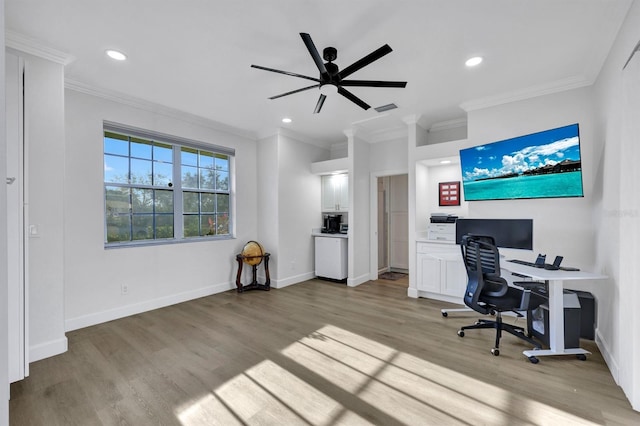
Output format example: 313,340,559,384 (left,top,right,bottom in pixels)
256,135,279,280
592,0,640,410
415,88,600,272
465,88,598,266
368,137,407,173
347,131,371,286
409,88,600,295
63,90,258,331
275,132,326,287
0,1,10,421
